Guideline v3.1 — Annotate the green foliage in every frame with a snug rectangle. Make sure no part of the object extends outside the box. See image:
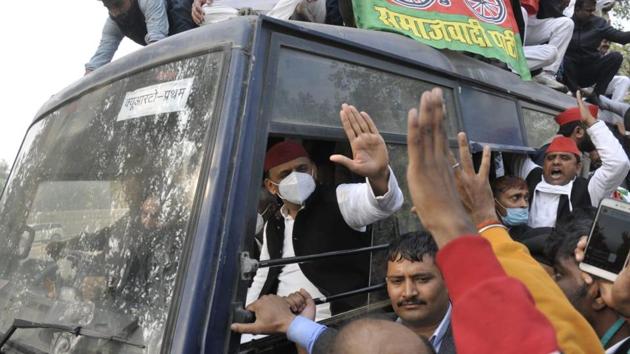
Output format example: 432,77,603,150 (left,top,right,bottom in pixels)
609,0,630,26
610,42,630,77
